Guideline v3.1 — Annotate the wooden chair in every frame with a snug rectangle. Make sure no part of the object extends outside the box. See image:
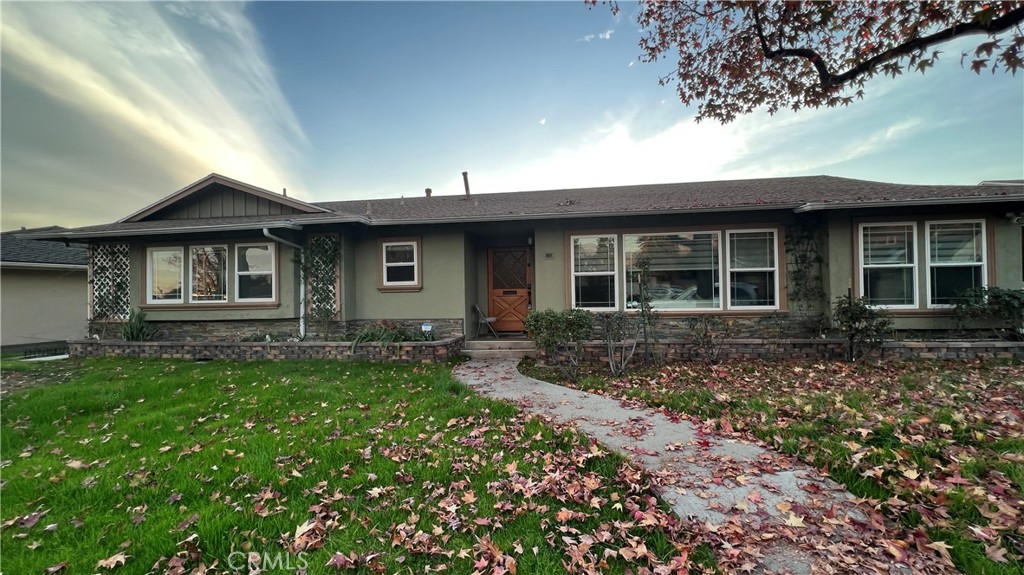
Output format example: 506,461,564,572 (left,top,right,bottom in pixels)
473,304,500,339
